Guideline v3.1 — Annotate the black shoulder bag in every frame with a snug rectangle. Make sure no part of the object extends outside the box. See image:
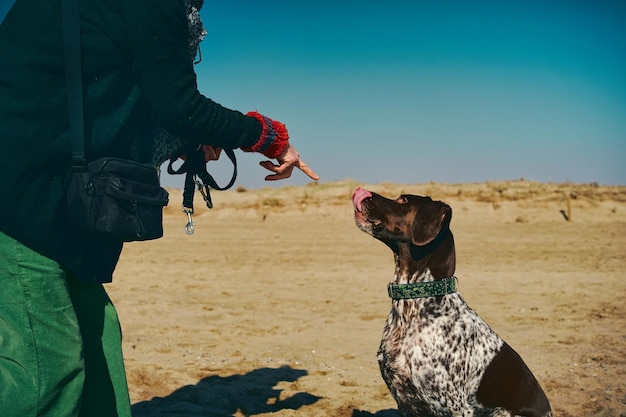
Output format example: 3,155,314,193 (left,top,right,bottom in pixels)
62,0,169,242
